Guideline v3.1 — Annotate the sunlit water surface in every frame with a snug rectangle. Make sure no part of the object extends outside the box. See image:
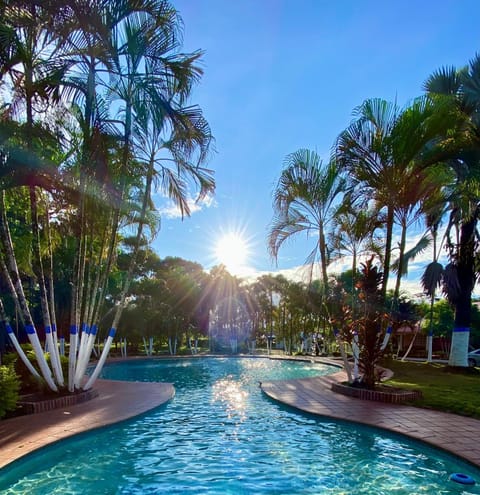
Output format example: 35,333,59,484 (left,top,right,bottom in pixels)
1,357,479,494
